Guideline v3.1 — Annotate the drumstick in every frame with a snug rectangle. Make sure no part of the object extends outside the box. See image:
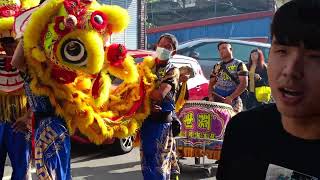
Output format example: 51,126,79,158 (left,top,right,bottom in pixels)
0,55,12,58
212,92,225,101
